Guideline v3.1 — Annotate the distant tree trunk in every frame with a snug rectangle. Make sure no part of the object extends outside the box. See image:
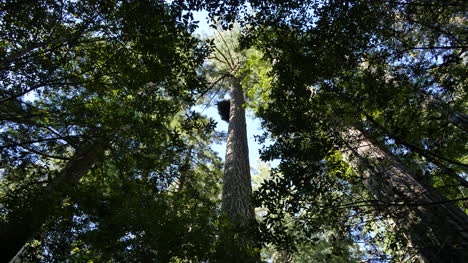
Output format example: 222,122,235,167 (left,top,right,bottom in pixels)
176,146,193,193
219,76,259,262
276,250,293,263
8,243,27,263
448,111,468,133
340,127,468,263
429,99,468,133
0,137,106,262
